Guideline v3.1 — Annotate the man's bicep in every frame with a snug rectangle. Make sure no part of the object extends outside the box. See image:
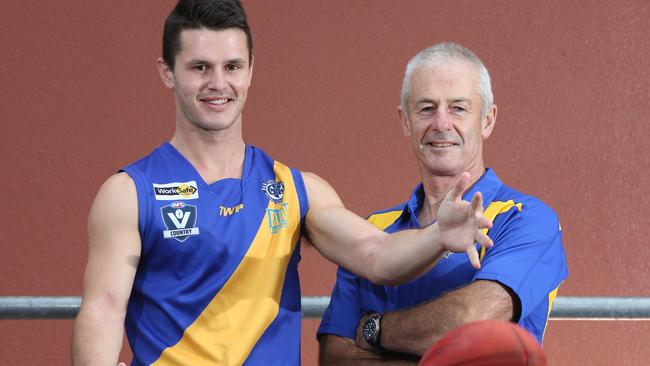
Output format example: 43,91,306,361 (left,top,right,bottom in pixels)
302,171,385,272
82,173,141,313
